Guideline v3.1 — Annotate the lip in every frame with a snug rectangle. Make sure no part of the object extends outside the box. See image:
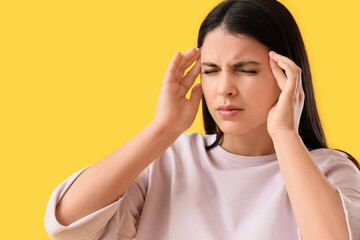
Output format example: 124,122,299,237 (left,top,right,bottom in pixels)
216,105,244,117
